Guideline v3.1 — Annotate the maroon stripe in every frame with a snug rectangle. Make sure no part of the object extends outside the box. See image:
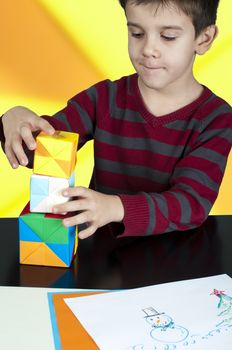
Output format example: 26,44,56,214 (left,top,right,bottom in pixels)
173,177,218,204
95,141,179,170
95,170,167,193
177,155,223,183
